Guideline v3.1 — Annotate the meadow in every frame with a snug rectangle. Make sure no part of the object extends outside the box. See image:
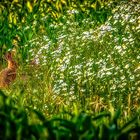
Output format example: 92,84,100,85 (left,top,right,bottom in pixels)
0,0,140,139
